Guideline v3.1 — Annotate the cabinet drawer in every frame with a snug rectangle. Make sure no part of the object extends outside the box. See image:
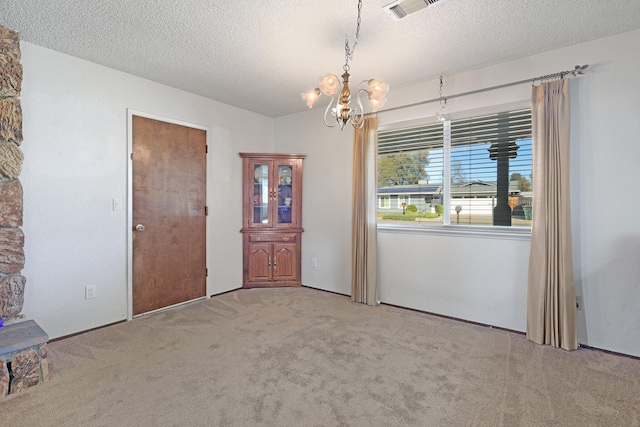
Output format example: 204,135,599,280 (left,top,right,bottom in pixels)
249,234,297,243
